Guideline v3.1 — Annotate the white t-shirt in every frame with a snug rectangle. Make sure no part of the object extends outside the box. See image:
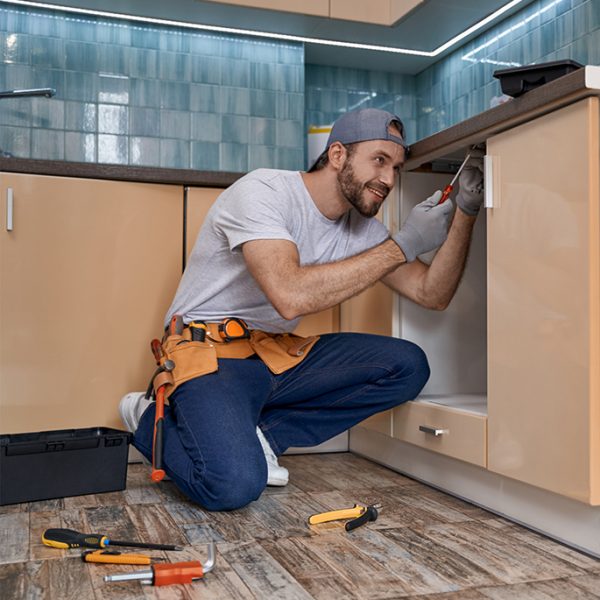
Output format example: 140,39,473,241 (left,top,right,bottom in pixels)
166,169,390,333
